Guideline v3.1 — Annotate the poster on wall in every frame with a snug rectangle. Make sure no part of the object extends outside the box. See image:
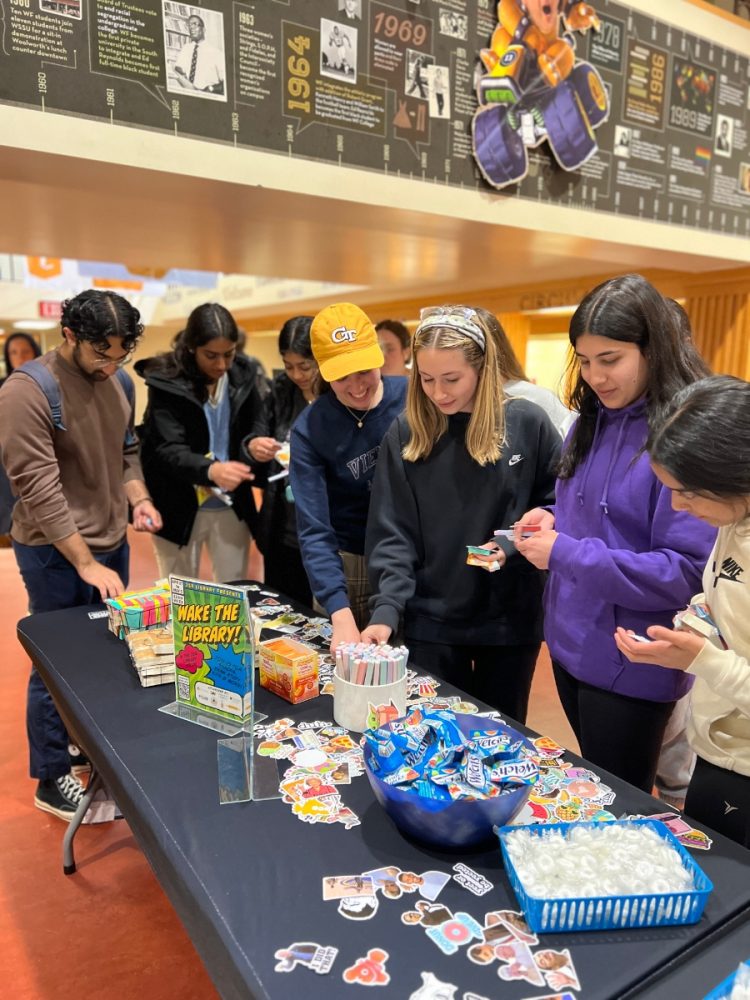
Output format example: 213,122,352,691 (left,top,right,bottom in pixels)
0,0,748,237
